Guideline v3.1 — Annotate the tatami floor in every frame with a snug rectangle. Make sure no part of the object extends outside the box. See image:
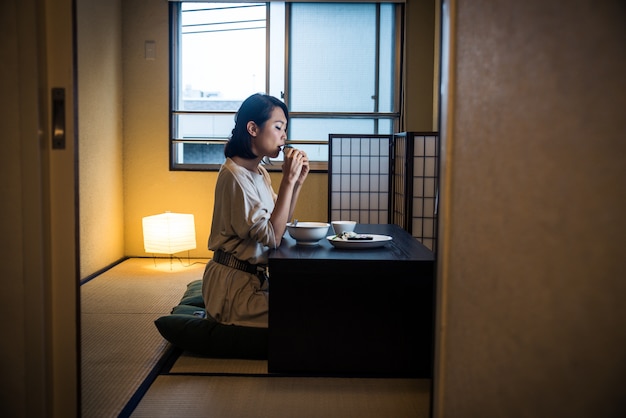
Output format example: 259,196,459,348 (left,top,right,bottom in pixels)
81,258,431,417
131,375,430,418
